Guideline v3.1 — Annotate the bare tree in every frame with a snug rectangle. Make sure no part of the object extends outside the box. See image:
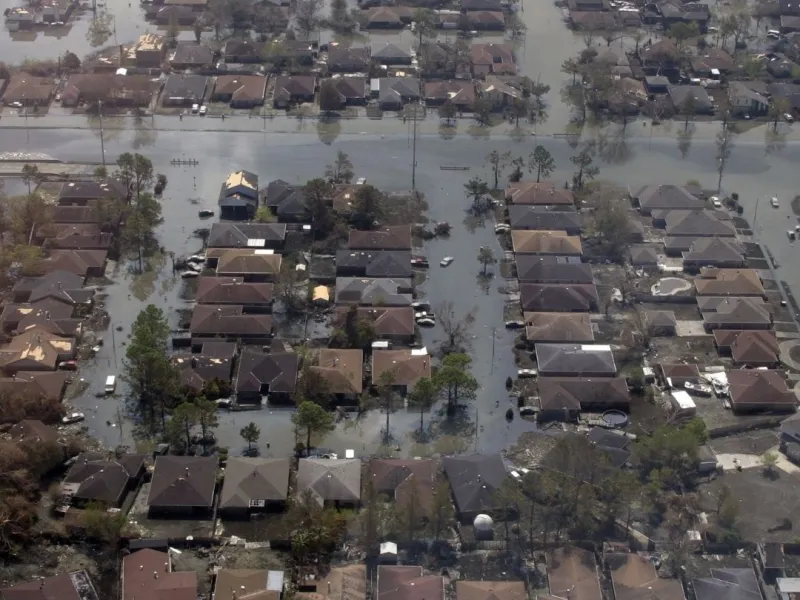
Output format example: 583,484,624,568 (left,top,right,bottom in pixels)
715,126,735,192
436,301,477,354
295,0,323,36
